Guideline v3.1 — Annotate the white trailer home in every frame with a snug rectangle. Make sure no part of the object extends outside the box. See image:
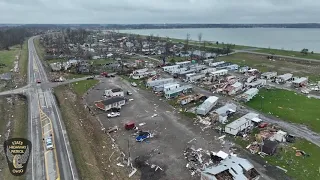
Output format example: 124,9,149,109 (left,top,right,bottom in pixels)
240,88,259,102
164,85,193,99
201,68,216,74
162,65,180,73
209,61,225,67
196,96,219,116
163,83,180,93
275,73,293,84
146,78,175,87
130,68,156,79
171,67,188,74
261,72,277,80
245,79,266,88
186,73,206,82
210,69,228,77
153,82,177,92
176,61,192,67
225,114,253,135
